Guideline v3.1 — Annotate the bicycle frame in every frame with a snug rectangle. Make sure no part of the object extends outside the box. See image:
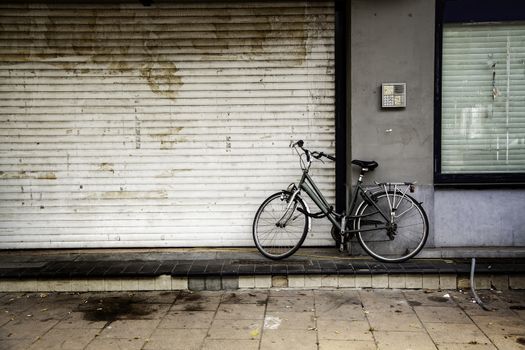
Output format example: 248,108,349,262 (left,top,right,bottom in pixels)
294,166,391,235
